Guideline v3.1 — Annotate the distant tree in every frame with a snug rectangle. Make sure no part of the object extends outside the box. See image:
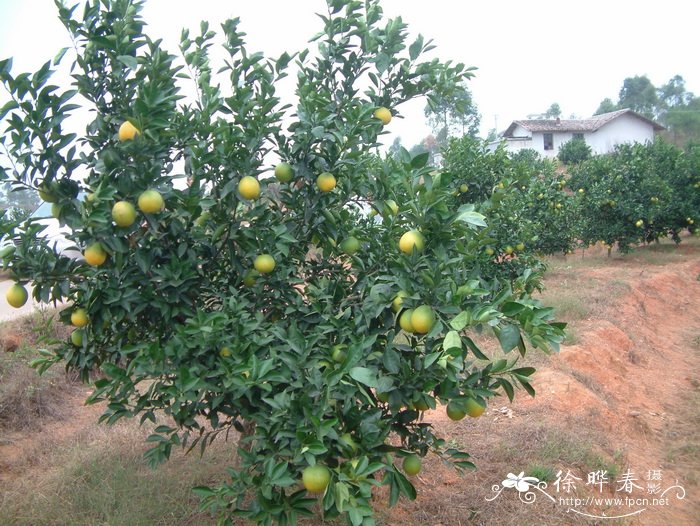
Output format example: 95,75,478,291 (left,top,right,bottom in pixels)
618,75,658,119
387,136,403,158
558,137,592,165
658,75,694,109
664,96,700,147
409,135,440,165
485,128,498,142
424,82,480,145
0,182,40,215
594,98,617,115
544,103,561,118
